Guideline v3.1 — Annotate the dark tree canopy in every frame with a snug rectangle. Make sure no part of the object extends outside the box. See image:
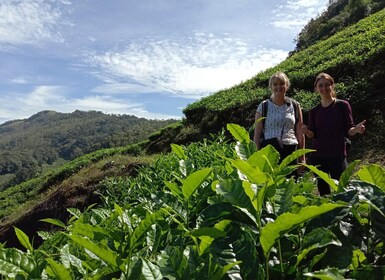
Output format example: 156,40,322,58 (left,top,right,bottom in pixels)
0,110,177,189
